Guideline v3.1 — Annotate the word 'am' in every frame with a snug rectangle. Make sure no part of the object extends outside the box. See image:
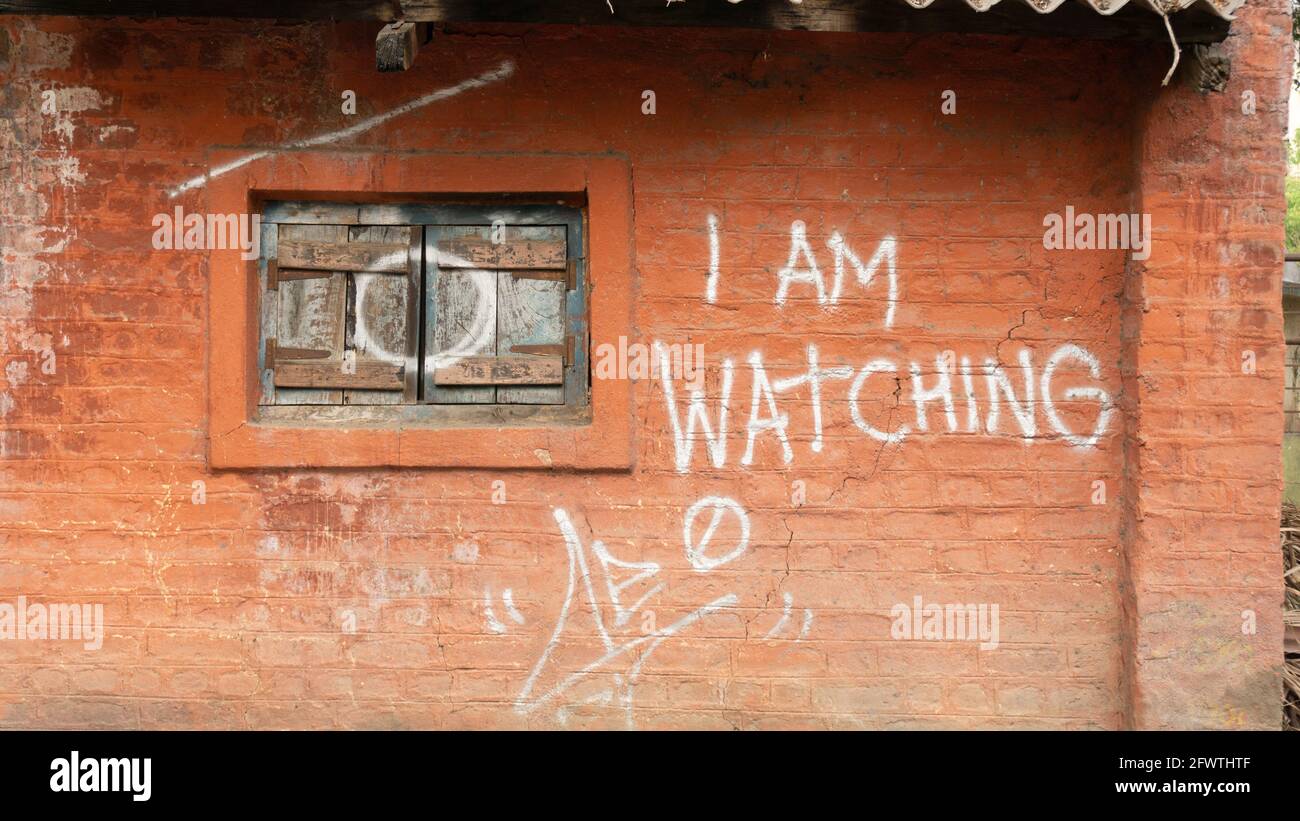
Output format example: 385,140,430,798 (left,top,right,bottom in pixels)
707,216,898,323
